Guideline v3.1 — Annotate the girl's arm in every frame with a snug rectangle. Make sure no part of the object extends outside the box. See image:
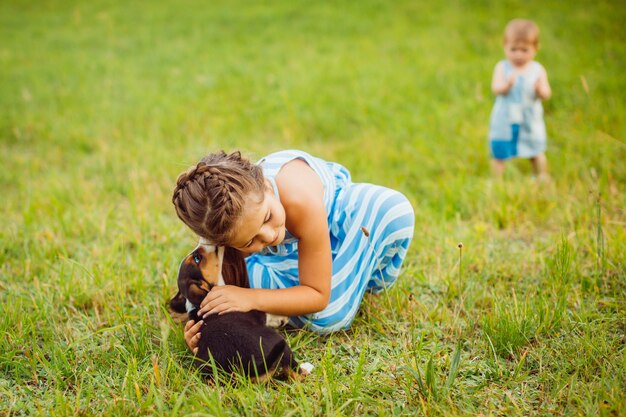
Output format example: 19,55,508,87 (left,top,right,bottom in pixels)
534,66,552,100
251,159,332,315
492,62,515,95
